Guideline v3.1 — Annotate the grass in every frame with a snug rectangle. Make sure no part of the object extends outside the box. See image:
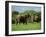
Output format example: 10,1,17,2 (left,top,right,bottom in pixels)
12,22,41,31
